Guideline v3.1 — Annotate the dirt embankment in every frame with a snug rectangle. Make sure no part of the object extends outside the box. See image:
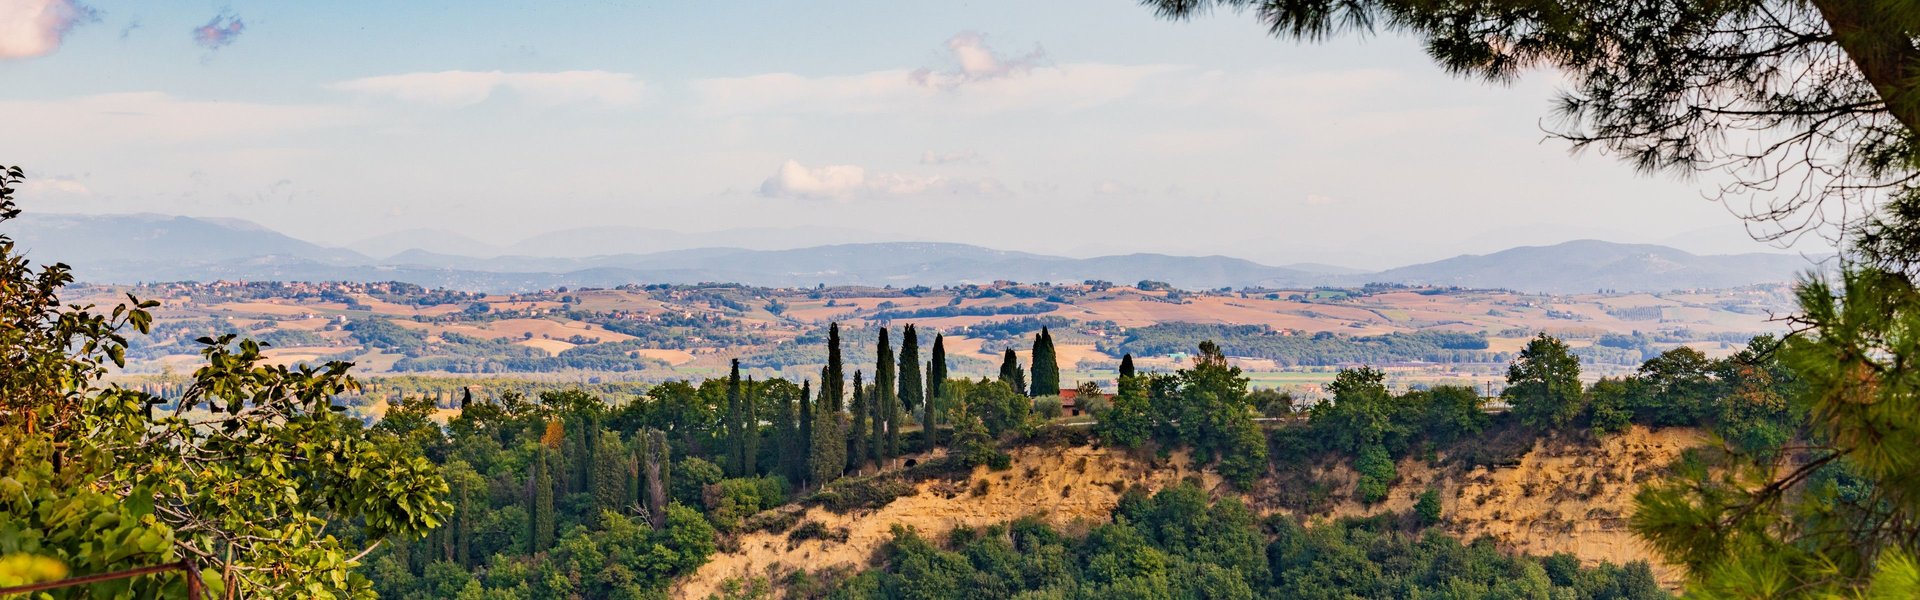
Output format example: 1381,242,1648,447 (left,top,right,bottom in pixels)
1301,425,1703,585
680,425,1702,597
676,446,1220,598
